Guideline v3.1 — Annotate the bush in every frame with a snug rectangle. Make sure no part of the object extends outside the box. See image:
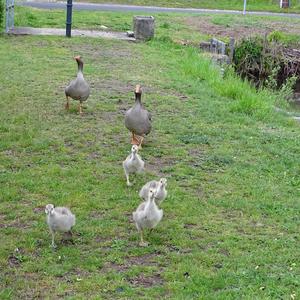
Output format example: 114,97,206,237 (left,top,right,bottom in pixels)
233,35,299,96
